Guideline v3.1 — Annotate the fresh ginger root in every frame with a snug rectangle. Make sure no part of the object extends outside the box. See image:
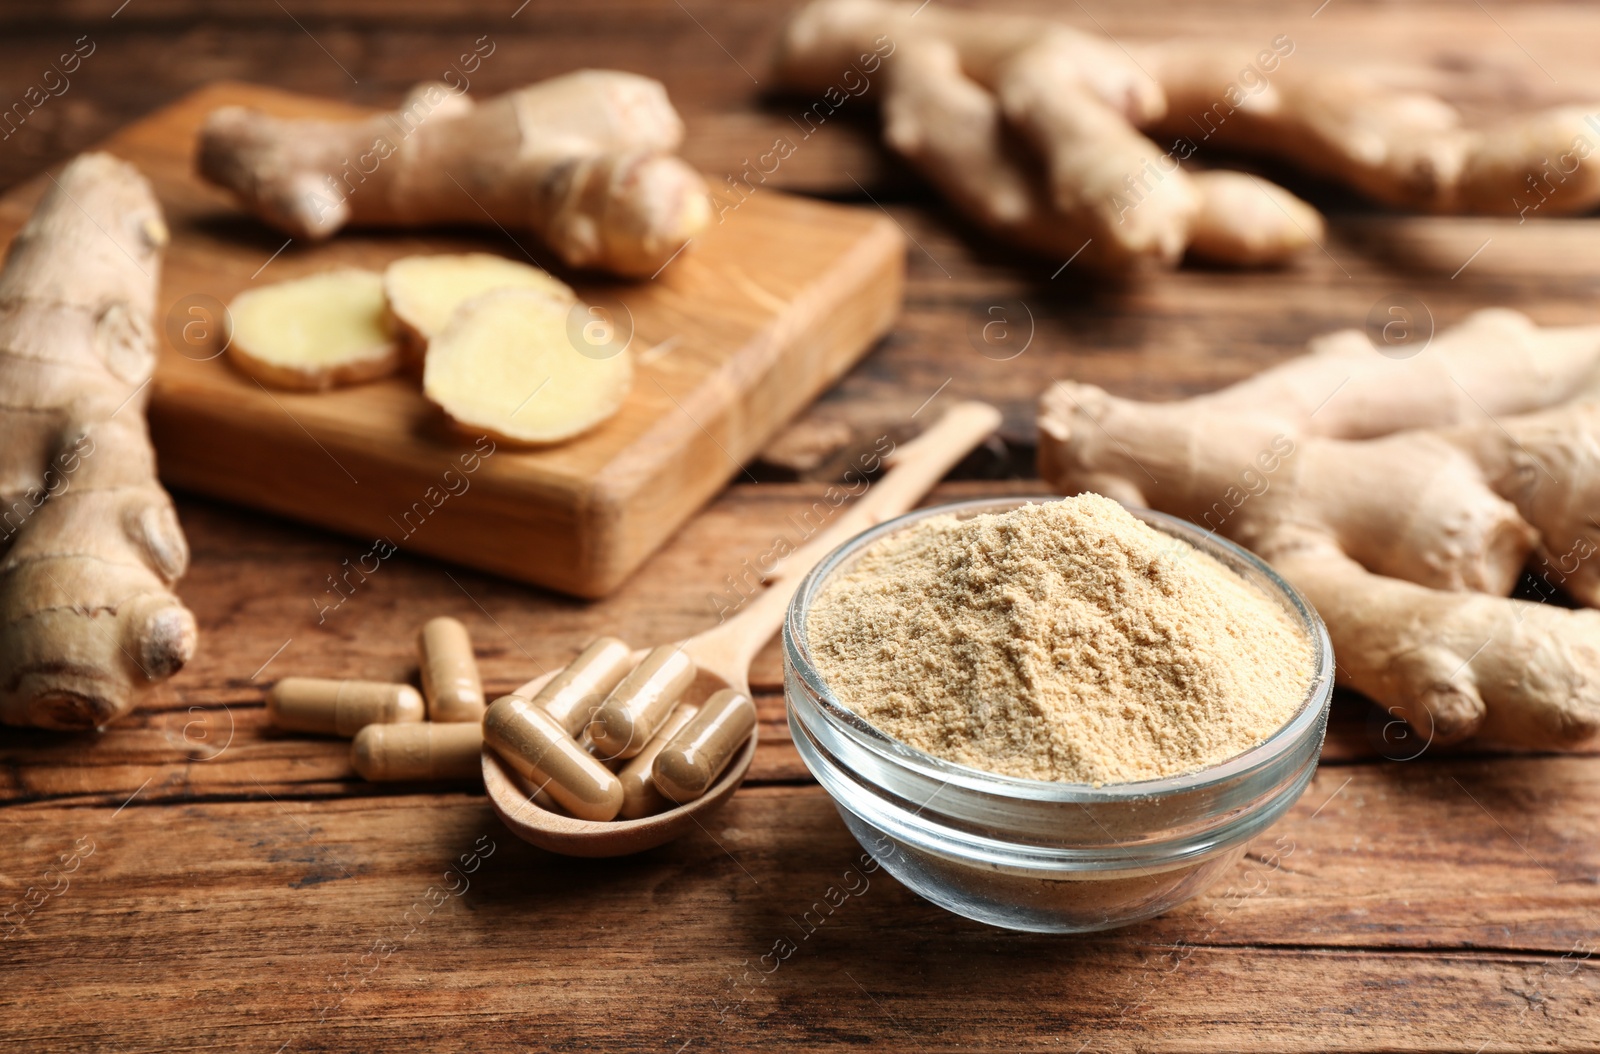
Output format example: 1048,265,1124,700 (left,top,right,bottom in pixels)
1147,49,1600,215
422,289,632,445
198,71,713,277
776,0,1321,269
776,0,1600,269
0,153,197,729
1039,308,1600,749
227,268,400,390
